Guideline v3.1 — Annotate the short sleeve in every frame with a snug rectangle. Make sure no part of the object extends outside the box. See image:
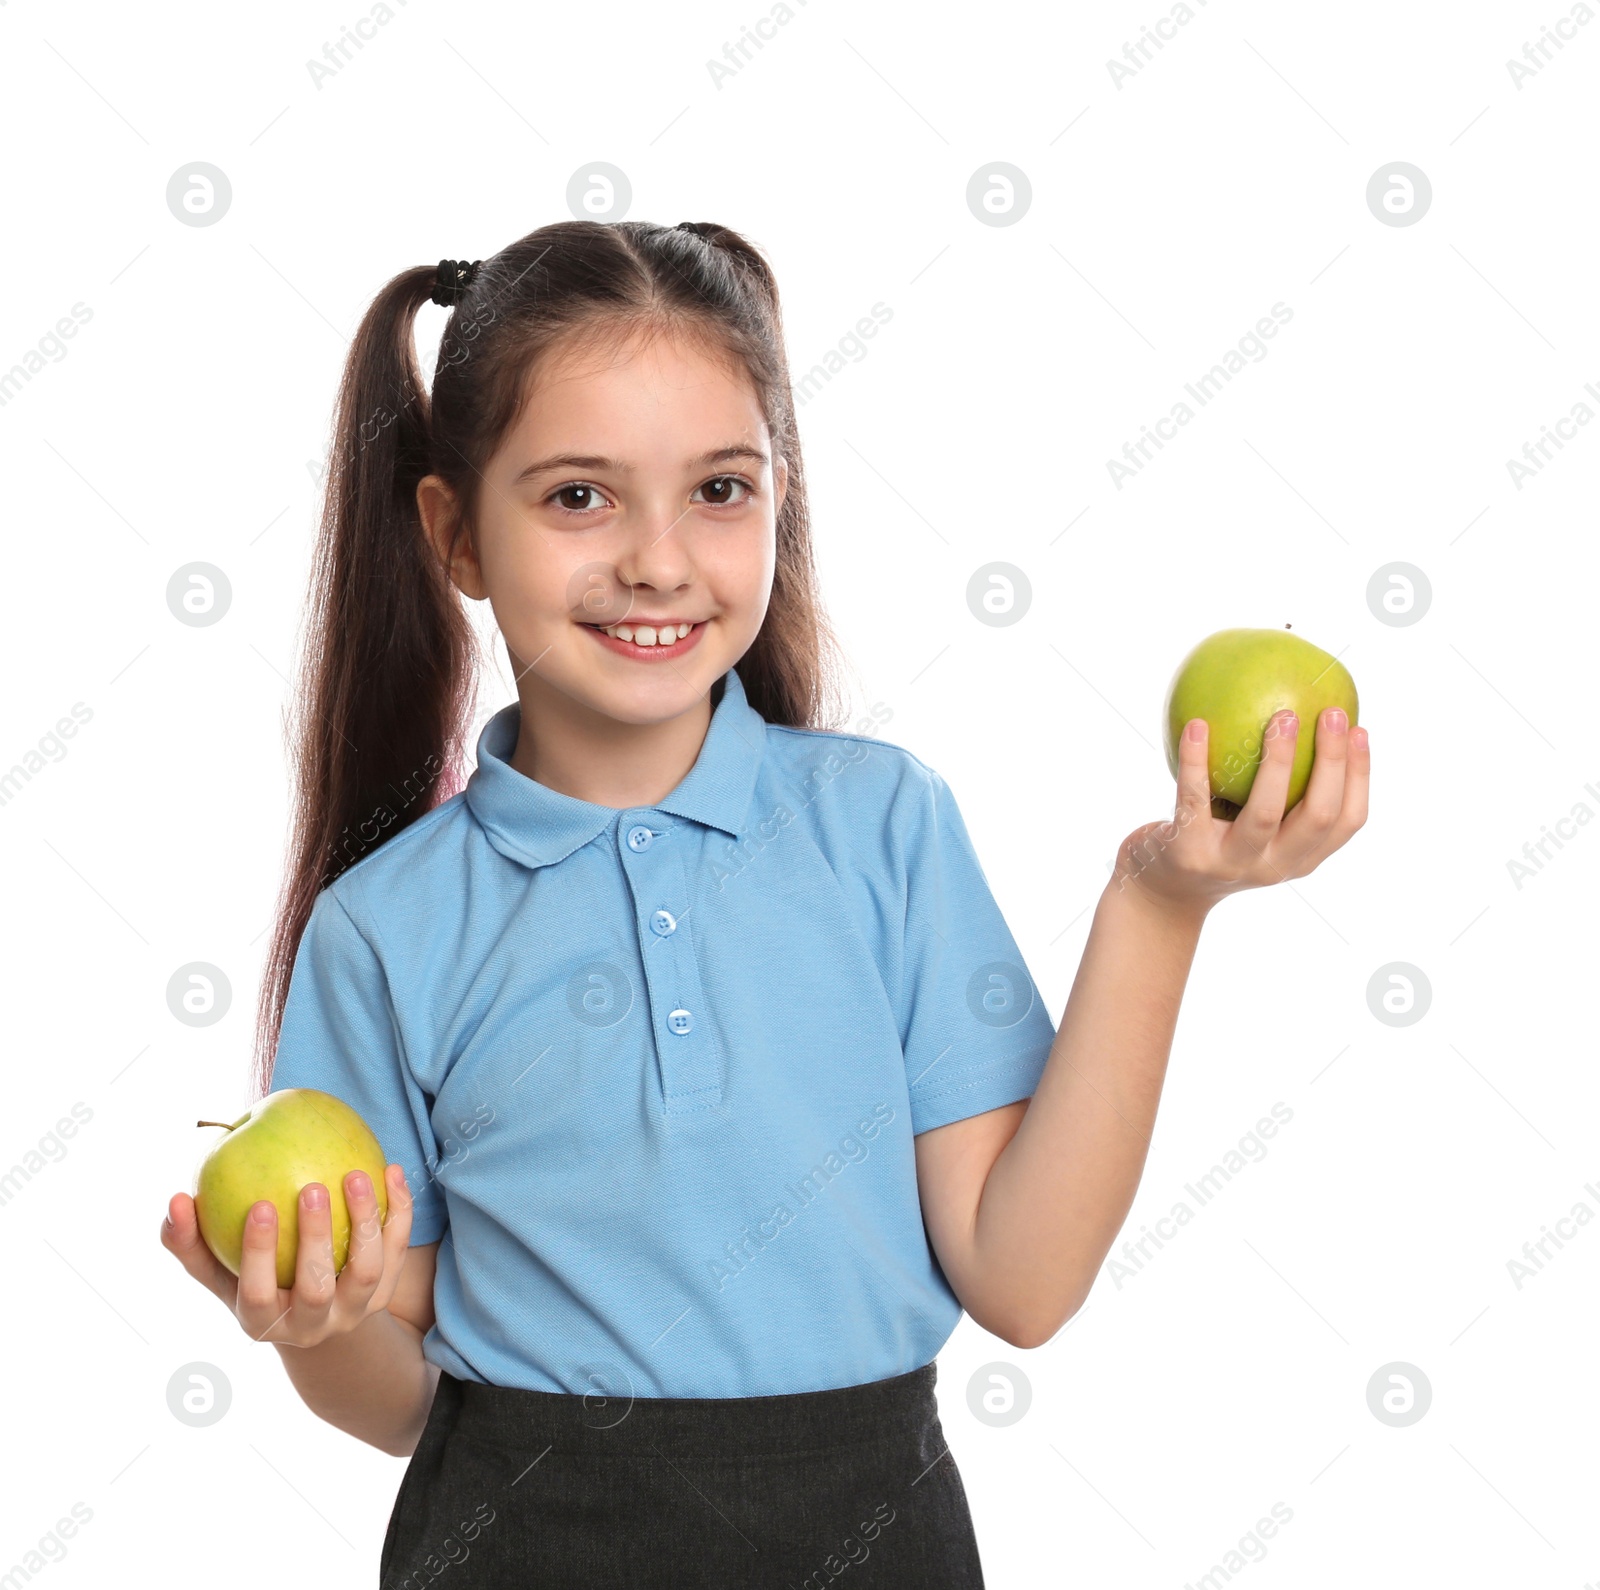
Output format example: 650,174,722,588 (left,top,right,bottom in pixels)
895,765,1058,1135
267,886,448,1245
